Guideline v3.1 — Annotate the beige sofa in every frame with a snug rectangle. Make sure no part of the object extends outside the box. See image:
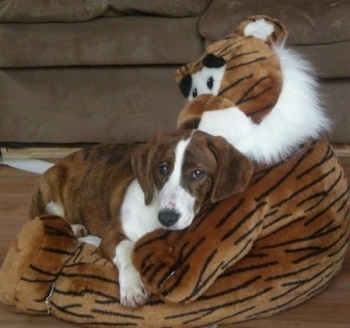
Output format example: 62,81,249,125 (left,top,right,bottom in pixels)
0,0,349,145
